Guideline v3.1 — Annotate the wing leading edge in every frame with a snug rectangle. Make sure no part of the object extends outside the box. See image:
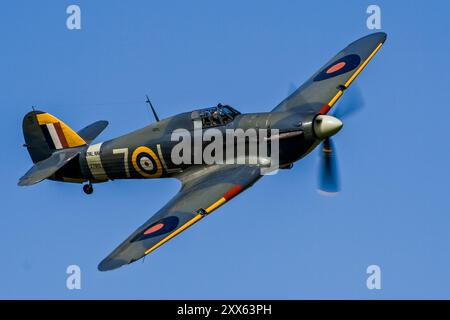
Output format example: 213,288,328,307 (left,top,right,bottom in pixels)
98,164,262,271
272,32,386,115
